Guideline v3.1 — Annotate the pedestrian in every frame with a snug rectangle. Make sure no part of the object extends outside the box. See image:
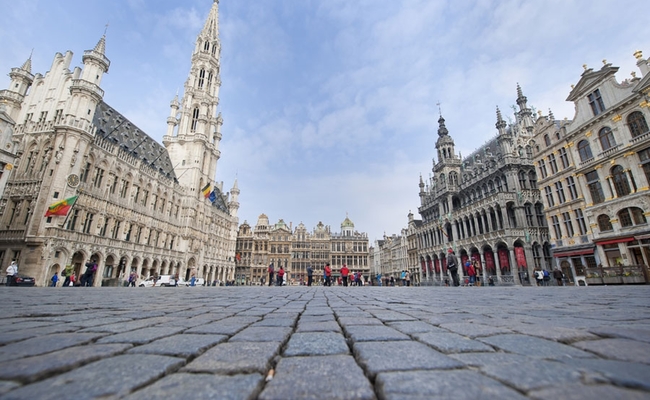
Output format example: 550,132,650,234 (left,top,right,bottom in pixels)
129,271,137,287
472,260,481,287
341,263,349,287
174,273,179,287
268,263,275,287
5,261,18,286
376,273,382,286
401,270,406,286
553,268,564,286
488,276,495,286
307,265,313,287
81,261,96,287
277,266,285,286
324,263,332,286
534,269,544,286
466,261,476,287
61,266,71,287
405,270,411,287
542,269,551,286
50,272,59,287
70,272,76,287
446,248,460,287
389,276,395,286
